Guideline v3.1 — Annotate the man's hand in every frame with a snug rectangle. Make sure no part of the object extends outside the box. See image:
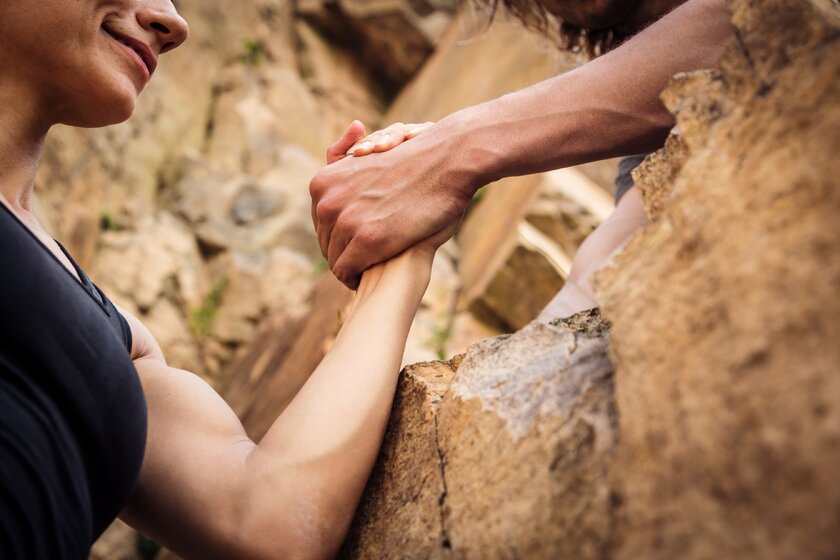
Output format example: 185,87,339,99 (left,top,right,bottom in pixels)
312,0,733,290
311,116,479,289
